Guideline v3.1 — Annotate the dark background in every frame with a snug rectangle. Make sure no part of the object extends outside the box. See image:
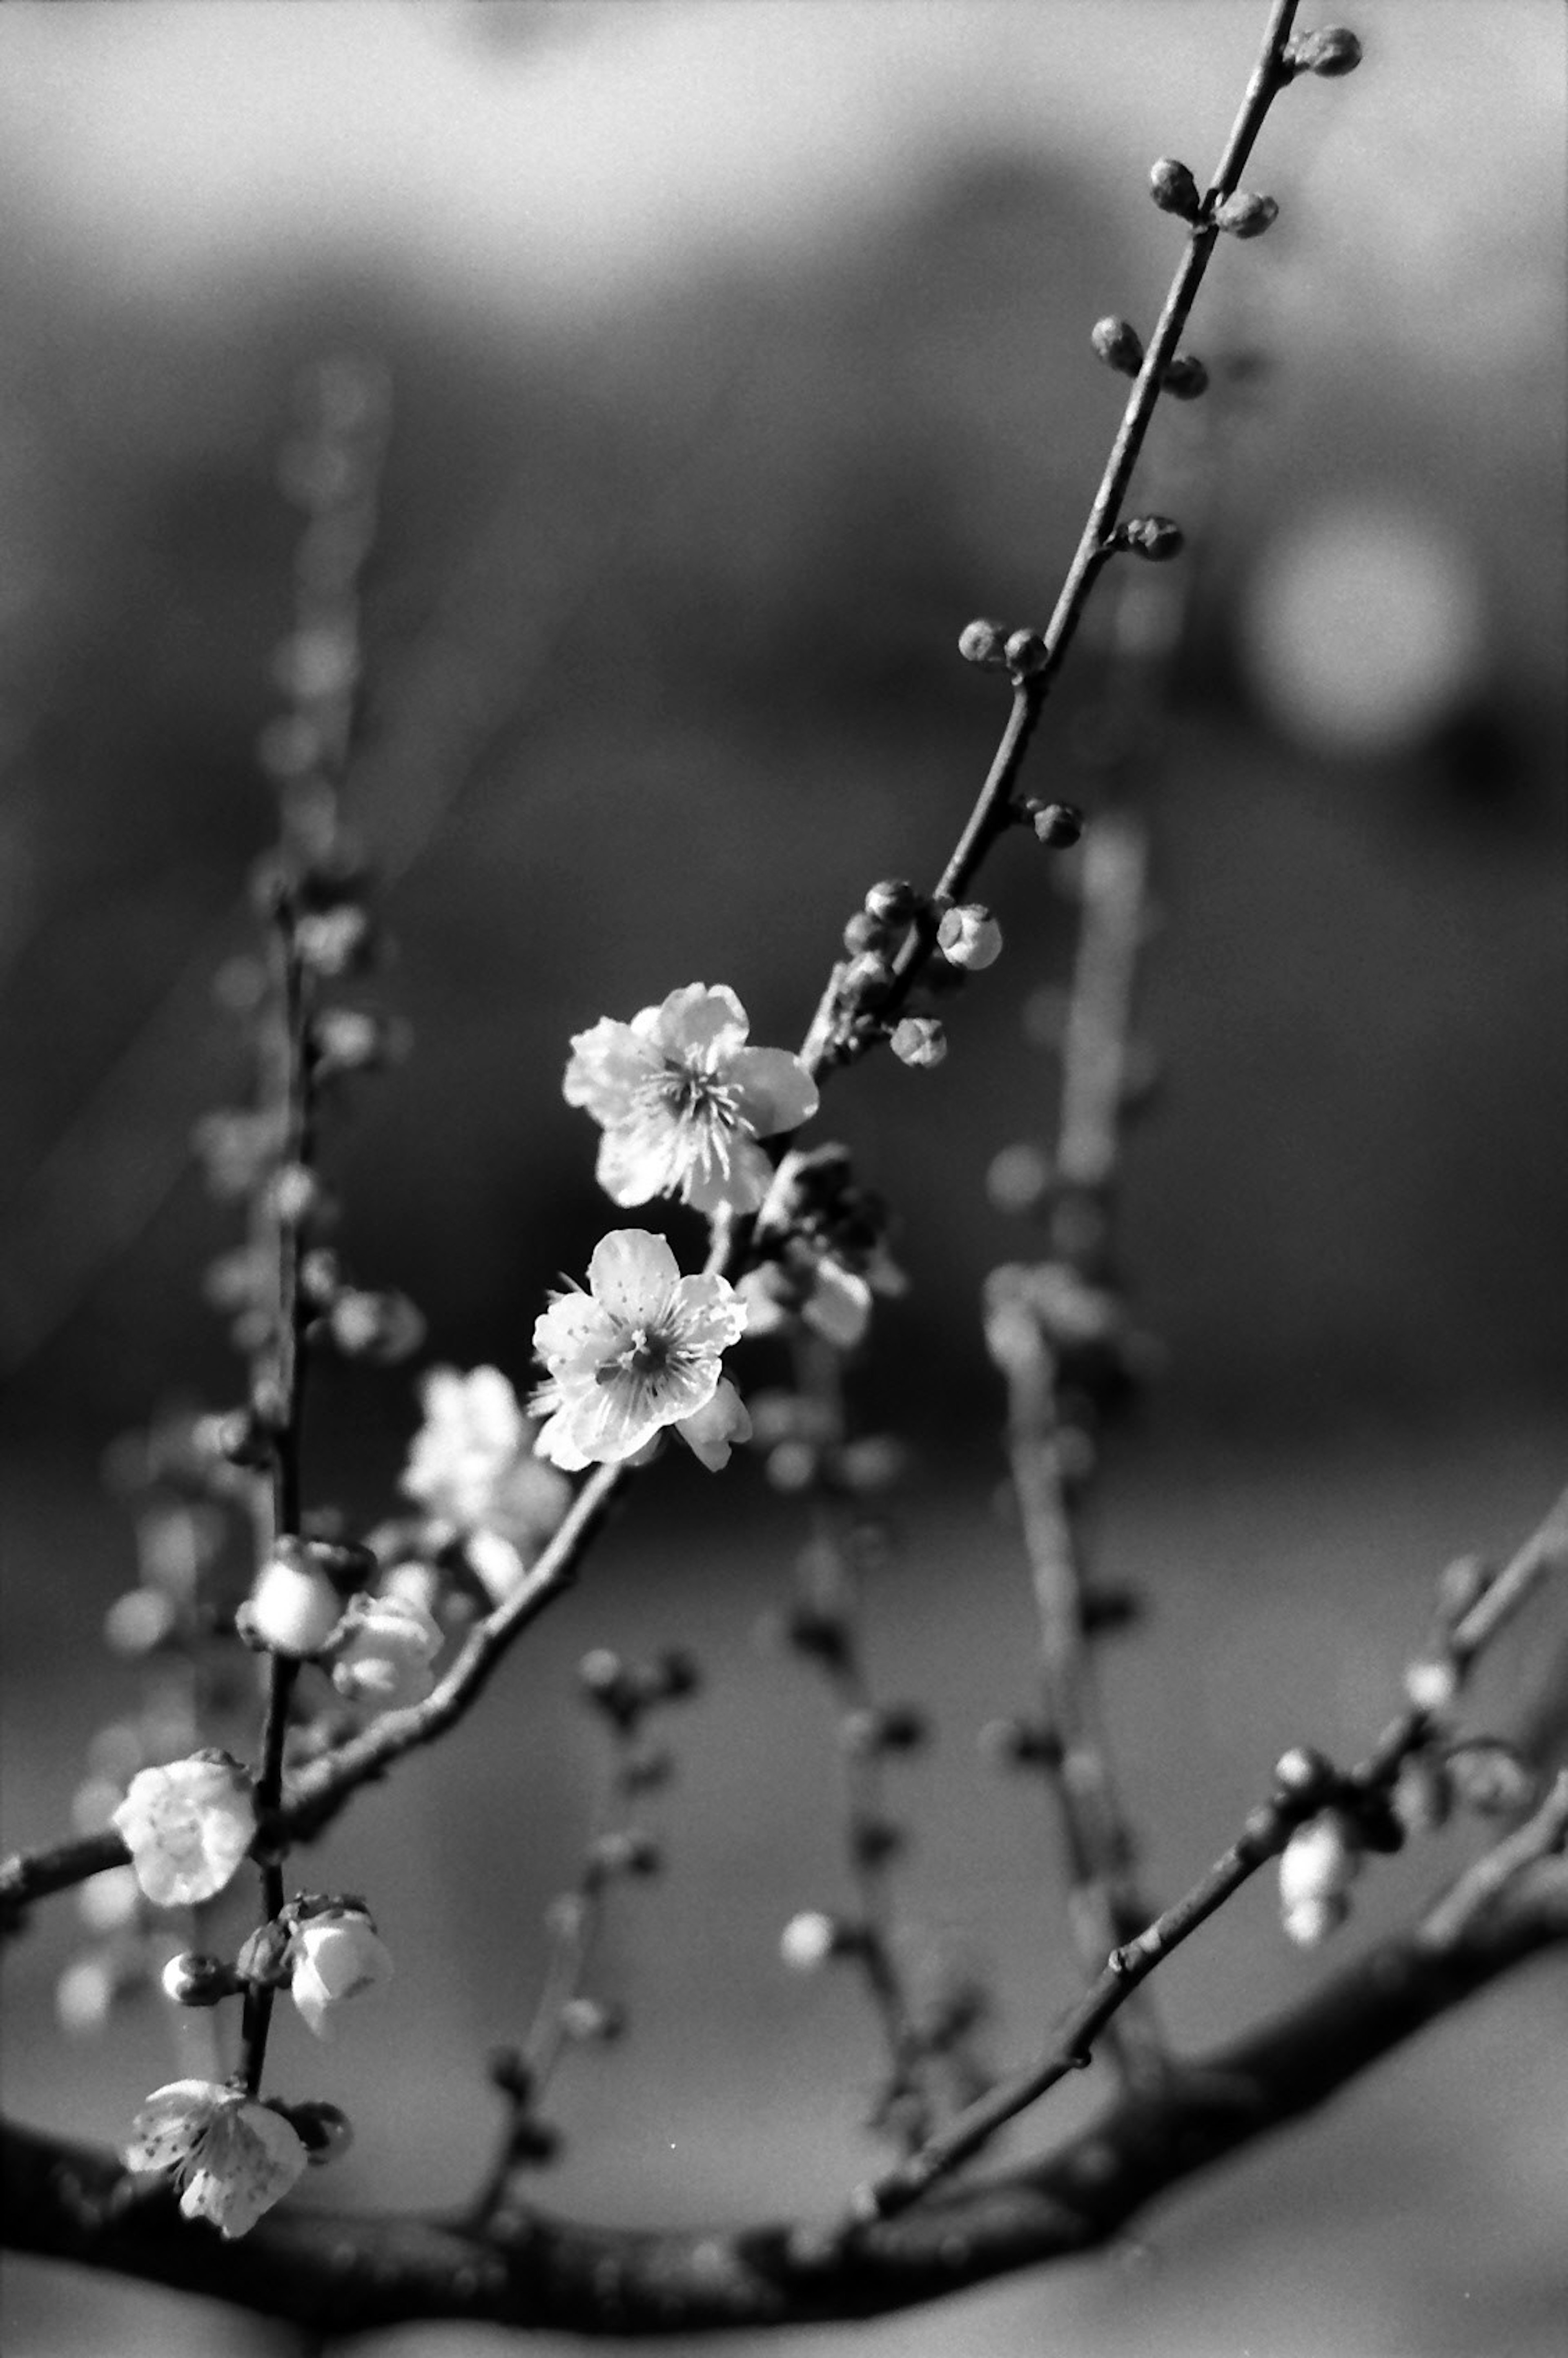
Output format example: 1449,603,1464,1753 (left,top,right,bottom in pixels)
1,4,1564,2353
